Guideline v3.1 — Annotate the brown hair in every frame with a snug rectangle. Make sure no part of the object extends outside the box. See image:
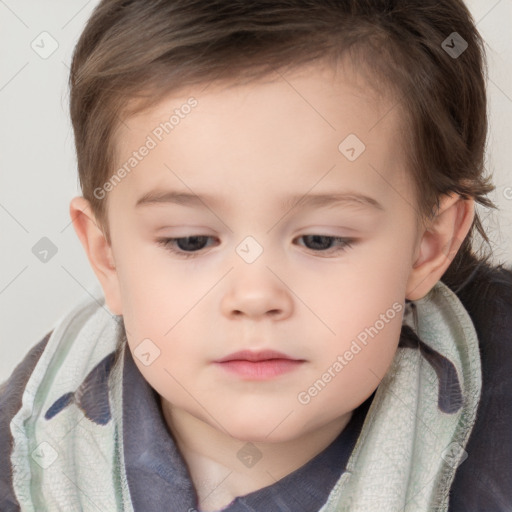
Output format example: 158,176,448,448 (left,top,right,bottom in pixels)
69,0,500,294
